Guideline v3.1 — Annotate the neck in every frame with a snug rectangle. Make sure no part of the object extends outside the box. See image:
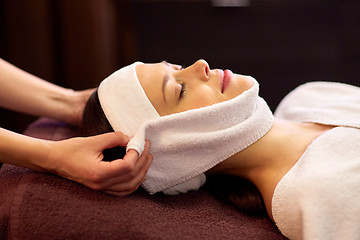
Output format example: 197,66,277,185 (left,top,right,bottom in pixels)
207,118,334,219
